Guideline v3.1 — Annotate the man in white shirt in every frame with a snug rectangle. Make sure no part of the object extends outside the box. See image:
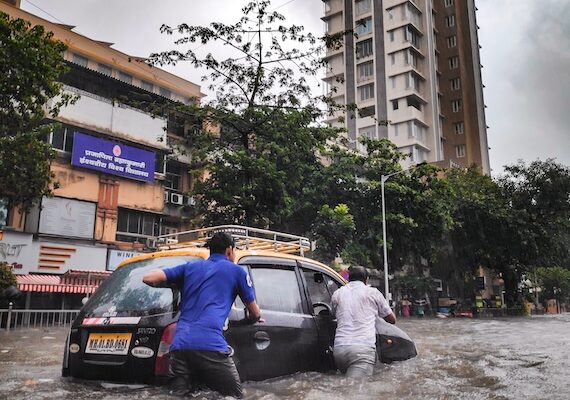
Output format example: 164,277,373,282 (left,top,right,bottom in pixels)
331,265,396,377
